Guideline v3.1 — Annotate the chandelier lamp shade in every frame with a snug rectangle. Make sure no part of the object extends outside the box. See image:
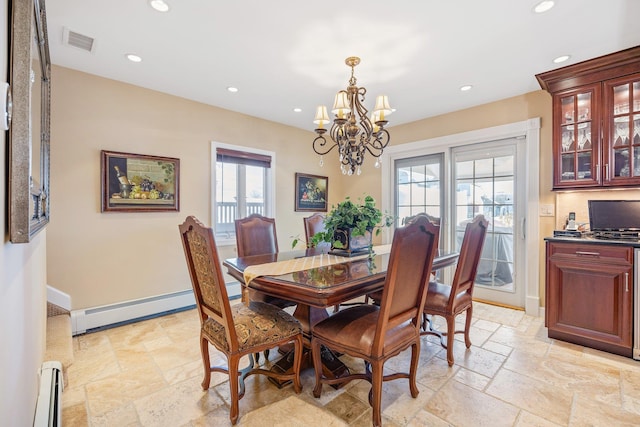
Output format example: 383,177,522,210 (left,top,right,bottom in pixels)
312,57,392,176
